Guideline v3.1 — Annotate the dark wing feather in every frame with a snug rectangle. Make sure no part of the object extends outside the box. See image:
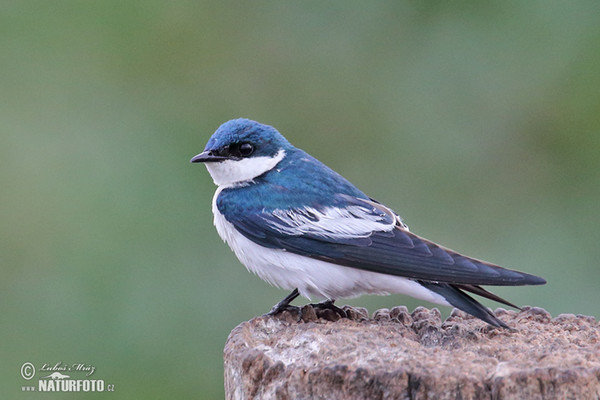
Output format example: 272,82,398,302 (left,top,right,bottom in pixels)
227,196,546,287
